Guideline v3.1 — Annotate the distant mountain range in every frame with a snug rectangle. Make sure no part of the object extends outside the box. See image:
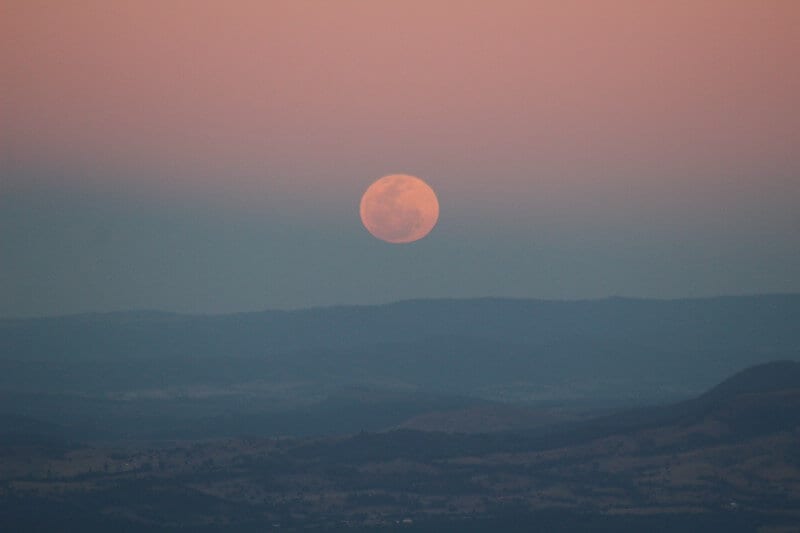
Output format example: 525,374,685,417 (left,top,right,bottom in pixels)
1,295,798,403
